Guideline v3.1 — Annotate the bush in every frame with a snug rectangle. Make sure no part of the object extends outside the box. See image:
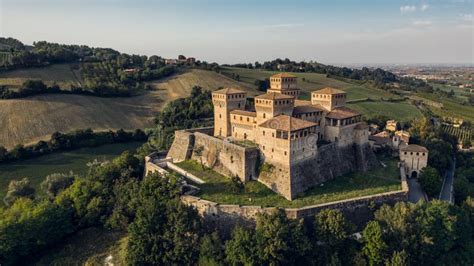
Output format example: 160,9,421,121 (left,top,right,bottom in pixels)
41,172,76,198
4,177,35,206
